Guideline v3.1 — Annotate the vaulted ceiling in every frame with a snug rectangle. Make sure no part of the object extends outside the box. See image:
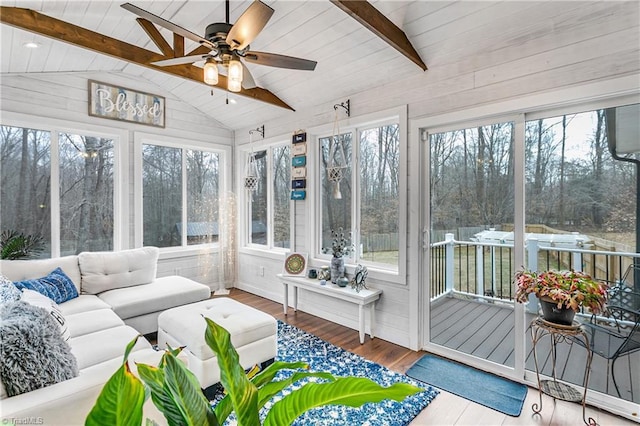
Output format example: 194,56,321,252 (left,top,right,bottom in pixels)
1,1,637,131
